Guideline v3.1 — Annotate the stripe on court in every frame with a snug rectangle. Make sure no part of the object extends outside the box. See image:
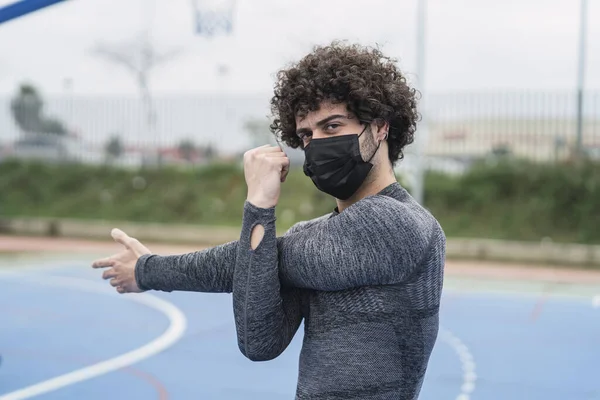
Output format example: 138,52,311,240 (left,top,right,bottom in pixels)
0,274,187,400
439,328,477,400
